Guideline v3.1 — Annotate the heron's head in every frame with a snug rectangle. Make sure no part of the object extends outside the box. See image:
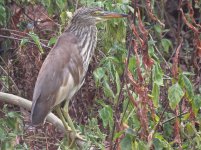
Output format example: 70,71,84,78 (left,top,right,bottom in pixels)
71,7,127,26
